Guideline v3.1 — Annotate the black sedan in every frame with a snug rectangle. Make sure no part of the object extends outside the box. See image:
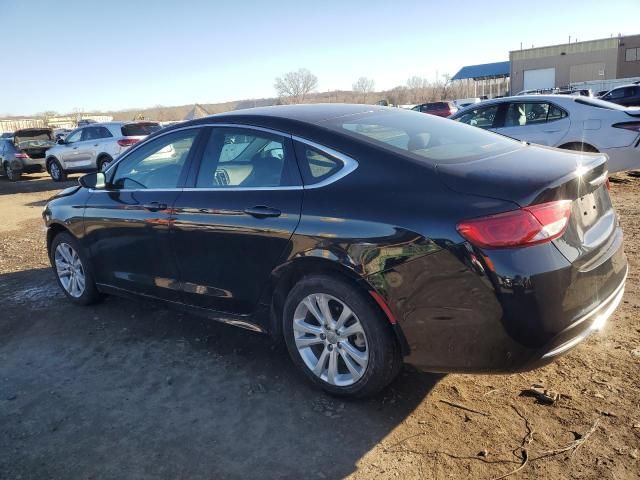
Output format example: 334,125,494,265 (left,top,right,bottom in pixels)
43,104,627,397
